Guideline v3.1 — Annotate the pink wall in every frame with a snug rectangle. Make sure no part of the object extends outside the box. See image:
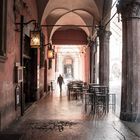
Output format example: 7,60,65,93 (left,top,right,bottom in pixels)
52,29,88,45
0,0,39,130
